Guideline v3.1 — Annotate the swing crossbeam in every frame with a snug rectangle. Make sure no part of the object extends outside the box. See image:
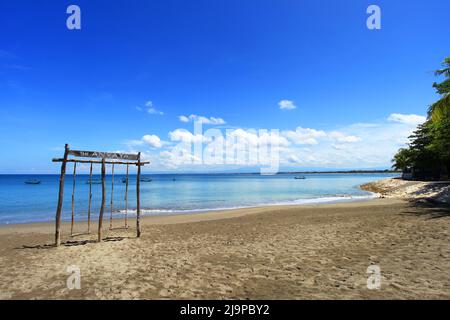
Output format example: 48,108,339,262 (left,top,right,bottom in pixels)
54,144,147,247
52,159,149,165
